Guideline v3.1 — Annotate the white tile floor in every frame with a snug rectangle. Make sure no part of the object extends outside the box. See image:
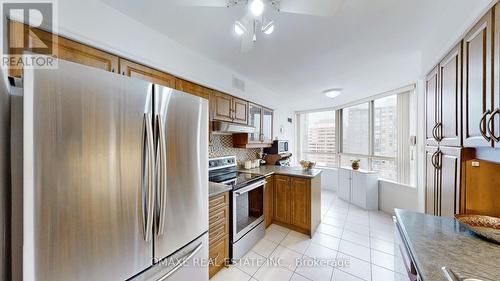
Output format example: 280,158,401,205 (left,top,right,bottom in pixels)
211,191,396,281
